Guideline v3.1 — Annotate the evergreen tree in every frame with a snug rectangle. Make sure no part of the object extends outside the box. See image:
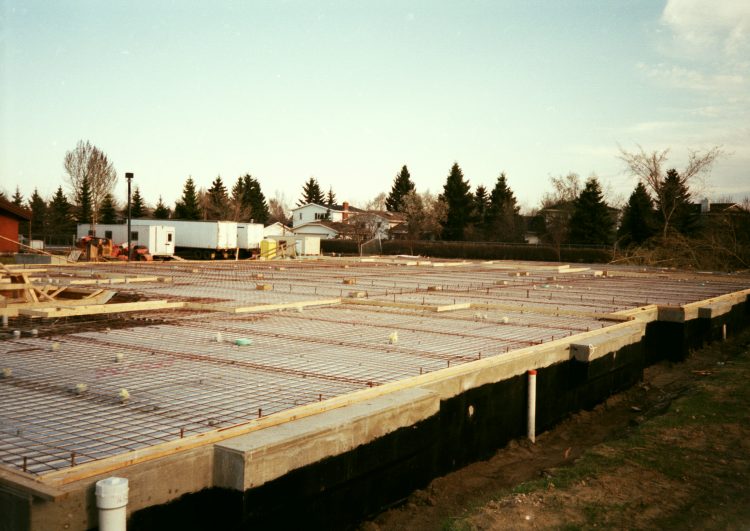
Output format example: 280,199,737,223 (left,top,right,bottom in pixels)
76,175,93,224
12,186,23,206
12,186,30,237
153,196,171,220
205,176,230,220
618,182,656,245
246,176,269,224
232,174,270,223
385,165,416,212
659,168,696,236
297,177,325,206
440,163,473,241
485,173,523,242
326,187,336,207
47,186,76,243
174,177,201,220
28,189,47,240
569,177,614,245
470,185,490,240
129,187,148,218
99,193,118,224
